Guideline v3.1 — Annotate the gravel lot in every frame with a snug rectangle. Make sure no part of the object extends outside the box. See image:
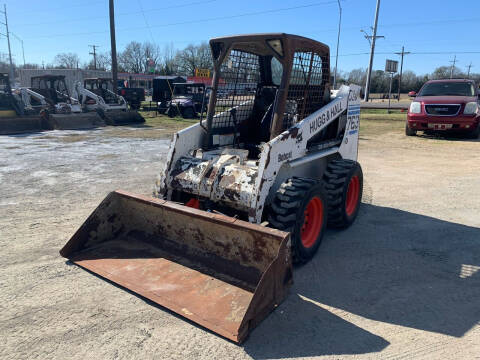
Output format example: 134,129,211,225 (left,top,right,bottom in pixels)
1,119,479,360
